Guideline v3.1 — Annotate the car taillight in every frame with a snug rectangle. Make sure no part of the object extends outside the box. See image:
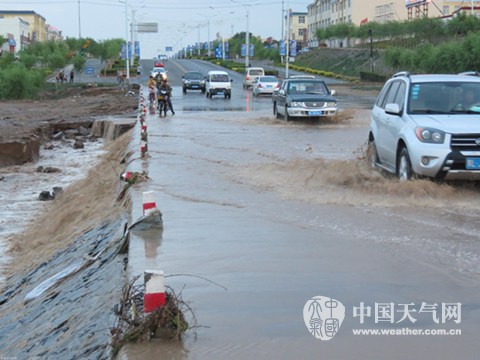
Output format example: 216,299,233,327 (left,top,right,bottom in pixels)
246,75,250,80
276,83,280,88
